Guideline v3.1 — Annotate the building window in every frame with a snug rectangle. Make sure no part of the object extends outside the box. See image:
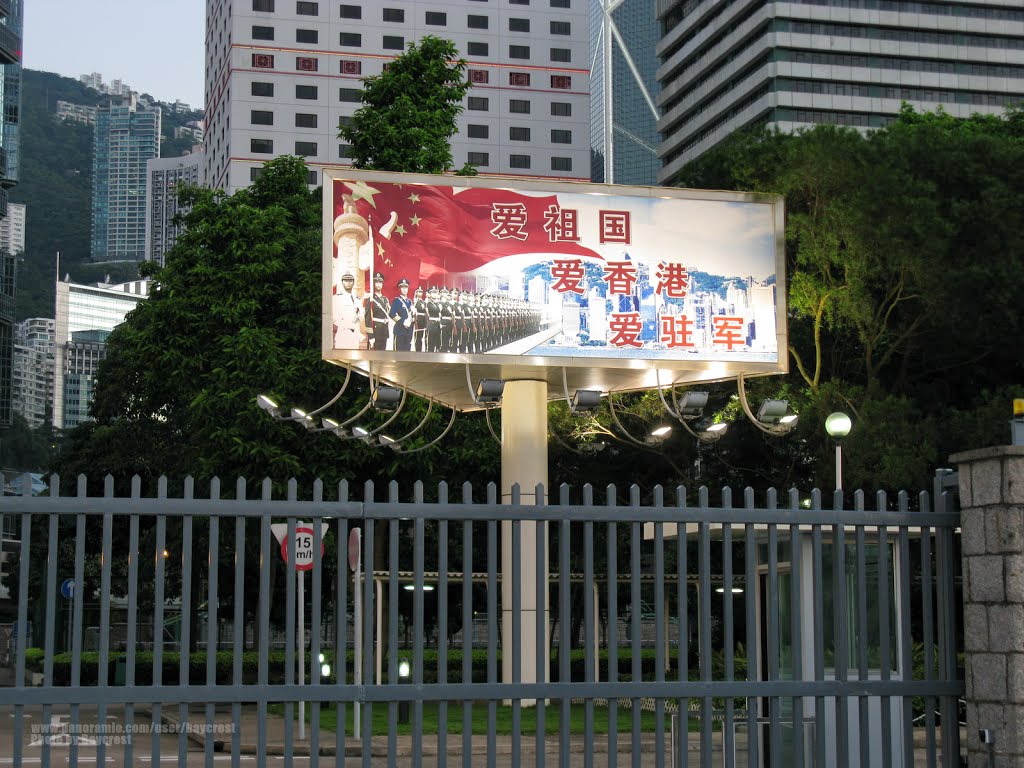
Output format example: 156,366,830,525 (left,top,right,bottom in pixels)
509,18,530,32
339,87,362,102
468,14,489,29
425,11,446,25
250,110,274,125
296,84,318,99
550,0,569,6
467,96,489,110
469,69,489,84
341,59,362,75
510,126,531,141
550,47,571,63
509,154,531,168
467,42,489,56
339,144,353,158
467,152,489,167
251,138,274,154
509,45,530,59
295,113,318,128
250,167,265,181
550,21,570,35
296,56,318,71
509,99,530,114
383,35,404,50
340,4,361,18
295,141,318,157
253,0,274,11
307,170,319,185
551,157,572,172
383,7,404,22
467,124,489,139
510,0,528,4
296,29,318,44
551,101,571,117
338,115,353,129
252,54,275,68
509,72,531,87
297,1,318,14
551,129,572,143
251,81,274,96
551,75,571,89
340,32,362,46
252,25,275,40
